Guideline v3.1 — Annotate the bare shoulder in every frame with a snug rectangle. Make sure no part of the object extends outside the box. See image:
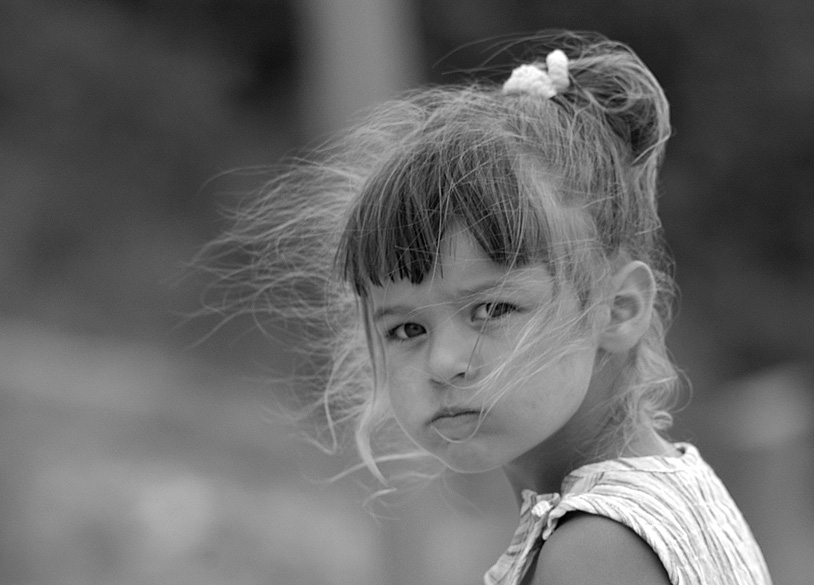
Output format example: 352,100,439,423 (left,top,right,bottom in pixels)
527,513,671,585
